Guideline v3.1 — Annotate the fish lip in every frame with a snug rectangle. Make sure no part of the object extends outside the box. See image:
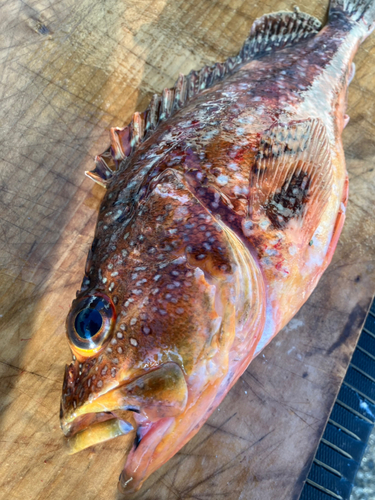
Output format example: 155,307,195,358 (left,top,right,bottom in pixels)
60,380,139,438
60,382,142,438
61,362,188,438
65,411,138,455
61,410,116,437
